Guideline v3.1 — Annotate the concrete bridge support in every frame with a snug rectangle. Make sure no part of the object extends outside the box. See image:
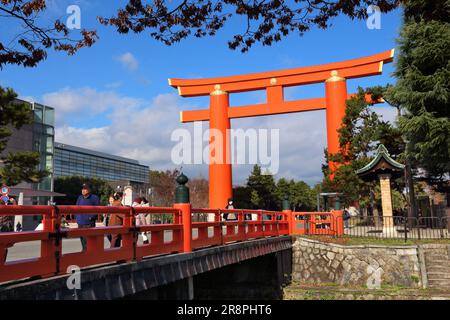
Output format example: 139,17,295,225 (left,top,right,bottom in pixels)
193,250,292,300
123,250,291,300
